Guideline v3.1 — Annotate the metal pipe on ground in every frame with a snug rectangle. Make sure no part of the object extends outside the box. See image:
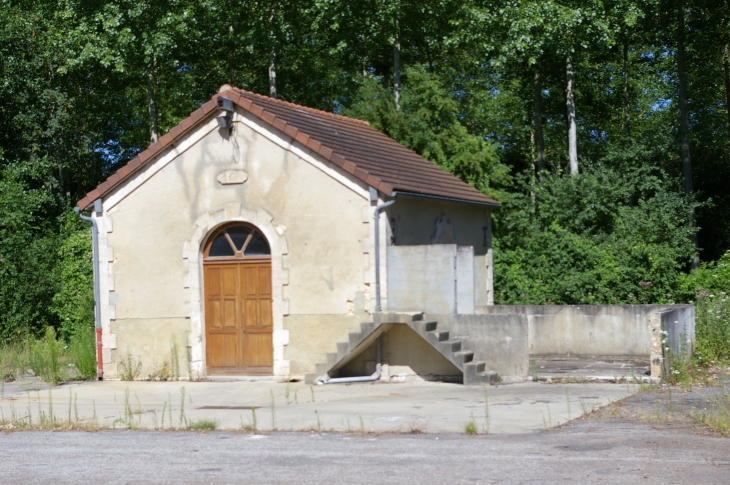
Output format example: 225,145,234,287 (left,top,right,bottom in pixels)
75,199,104,380
315,336,382,385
